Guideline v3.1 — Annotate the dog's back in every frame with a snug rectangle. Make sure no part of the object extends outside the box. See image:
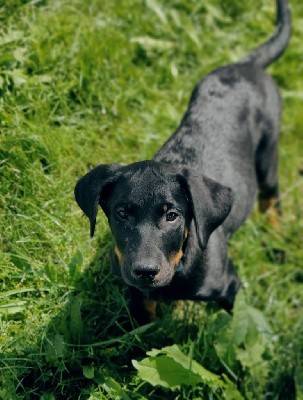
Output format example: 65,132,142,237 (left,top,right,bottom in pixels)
155,0,291,237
